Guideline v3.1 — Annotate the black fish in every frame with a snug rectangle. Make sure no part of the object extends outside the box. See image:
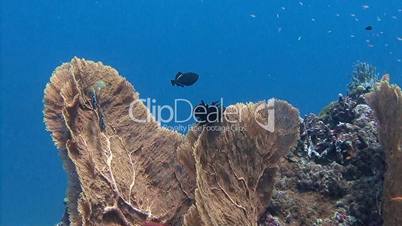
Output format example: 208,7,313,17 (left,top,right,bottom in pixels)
365,26,373,31
171,72,199,87
194,100,225,125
